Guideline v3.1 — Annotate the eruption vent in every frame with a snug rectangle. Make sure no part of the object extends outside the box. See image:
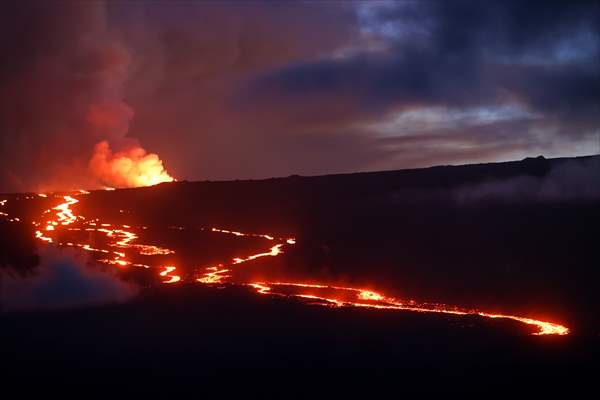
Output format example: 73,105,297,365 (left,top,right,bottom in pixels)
89,140,174,188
